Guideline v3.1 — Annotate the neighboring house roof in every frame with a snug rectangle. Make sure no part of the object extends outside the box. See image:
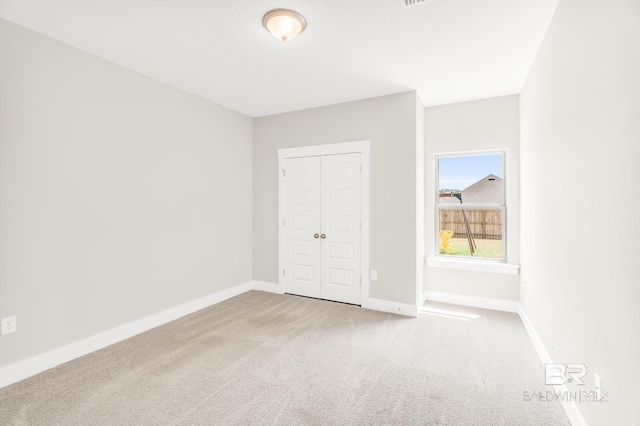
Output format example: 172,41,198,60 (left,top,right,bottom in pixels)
461,174,504,204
